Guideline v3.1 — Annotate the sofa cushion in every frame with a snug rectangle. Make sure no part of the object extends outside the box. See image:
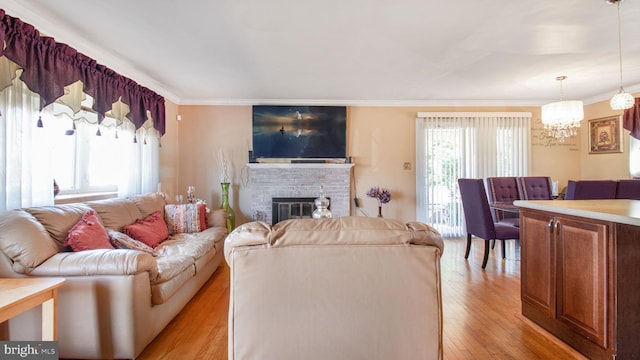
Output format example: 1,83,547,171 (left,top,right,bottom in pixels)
24,203,93,251
65,210,114,252
0,209,58,270
109,230,155,256
151,254,195,304
123,211,169,248
129,192,166,218
164,203,208,234
86,198,143,231
155,226,225,261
